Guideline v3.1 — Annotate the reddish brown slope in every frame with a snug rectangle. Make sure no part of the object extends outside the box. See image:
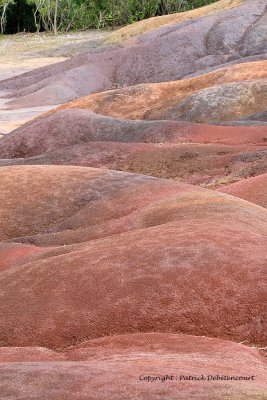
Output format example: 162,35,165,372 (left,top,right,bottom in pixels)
0,166,266,349
0,243,52,272
1,142,266,189
0,165,203,244
218,173,267,208
0,334,266,400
